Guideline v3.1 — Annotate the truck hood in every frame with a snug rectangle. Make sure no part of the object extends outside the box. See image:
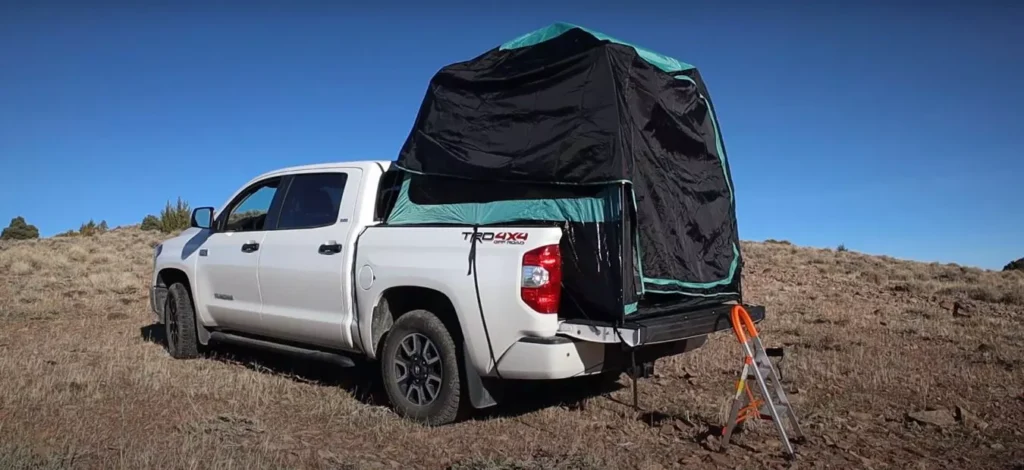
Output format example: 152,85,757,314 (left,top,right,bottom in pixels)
157,227,210,265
